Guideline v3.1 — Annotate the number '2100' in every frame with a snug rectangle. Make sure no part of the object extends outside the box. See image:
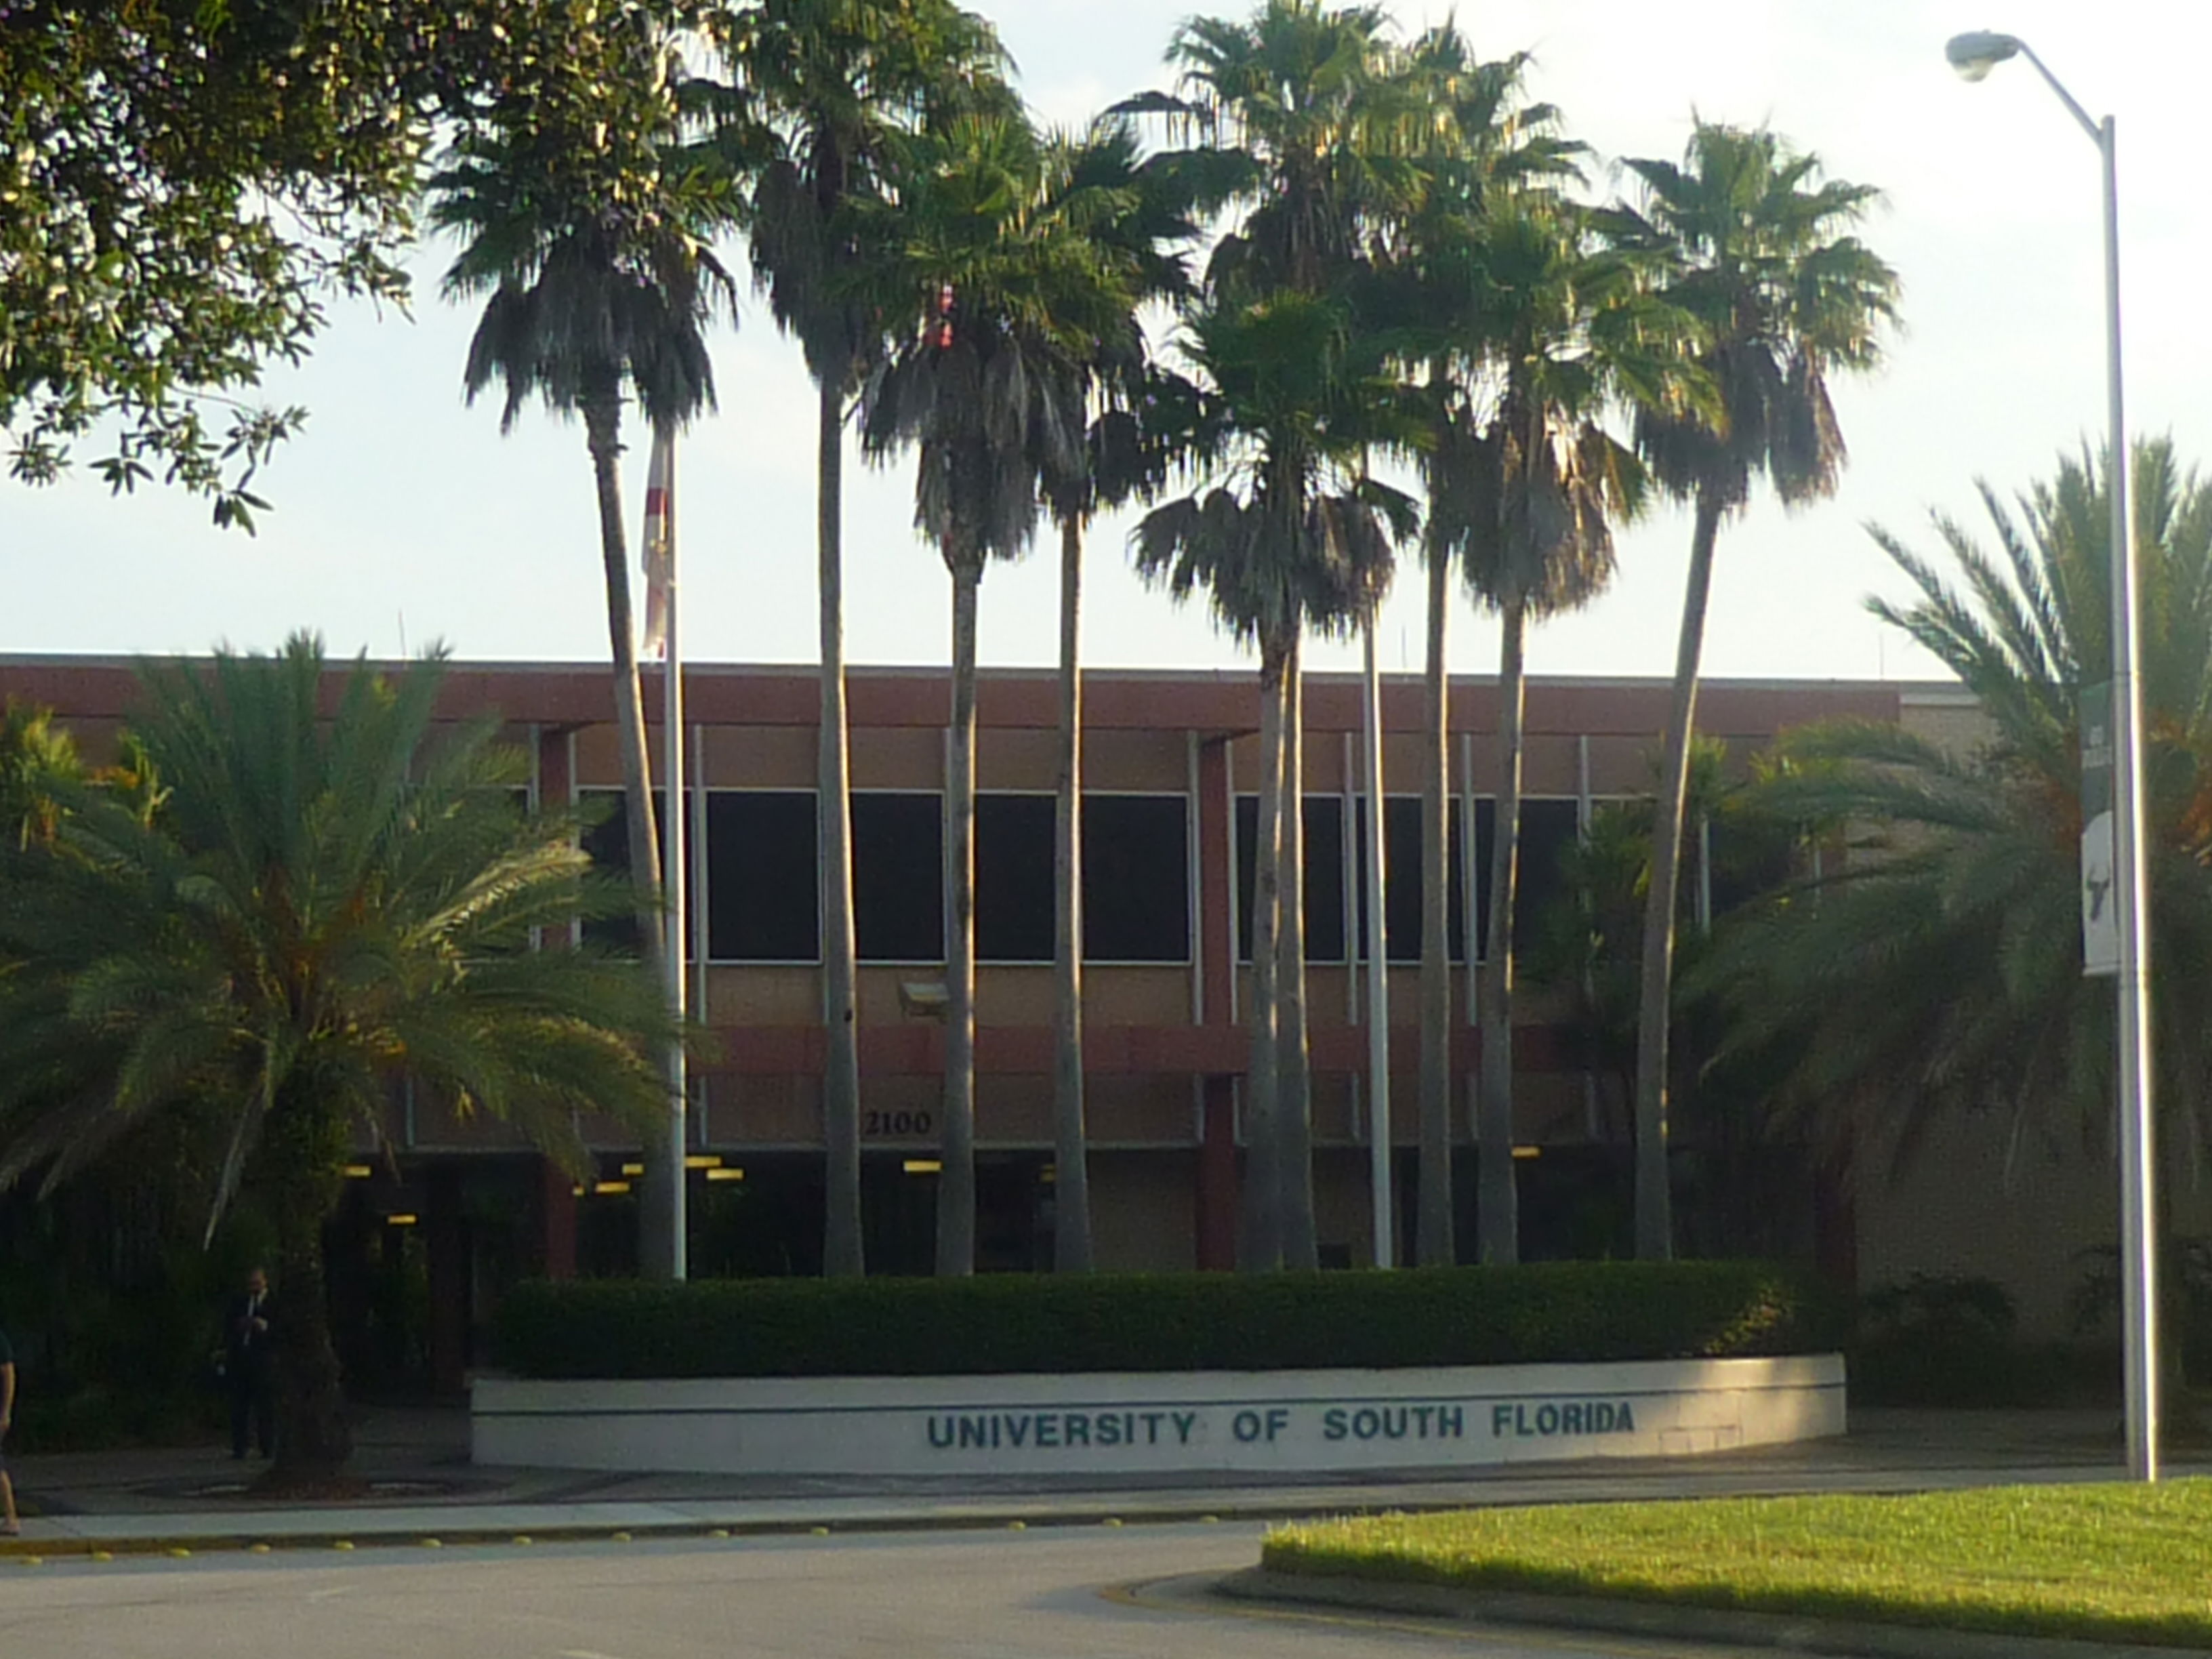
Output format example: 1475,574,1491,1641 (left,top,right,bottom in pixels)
864,1110,934,1136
